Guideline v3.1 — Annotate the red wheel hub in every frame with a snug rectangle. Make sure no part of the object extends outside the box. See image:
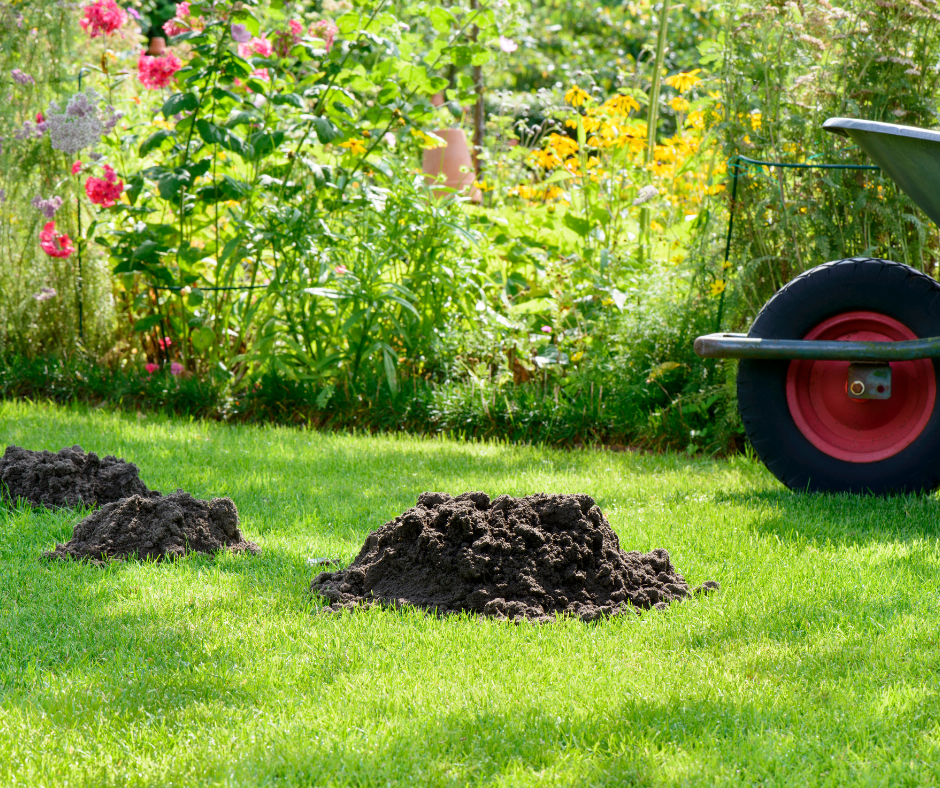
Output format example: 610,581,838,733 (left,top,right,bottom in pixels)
786,311,936,463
